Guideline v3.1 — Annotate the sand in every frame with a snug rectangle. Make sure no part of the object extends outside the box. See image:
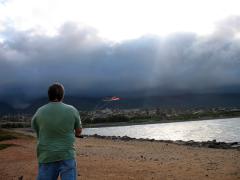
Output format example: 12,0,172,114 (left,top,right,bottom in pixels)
0,131,239,180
